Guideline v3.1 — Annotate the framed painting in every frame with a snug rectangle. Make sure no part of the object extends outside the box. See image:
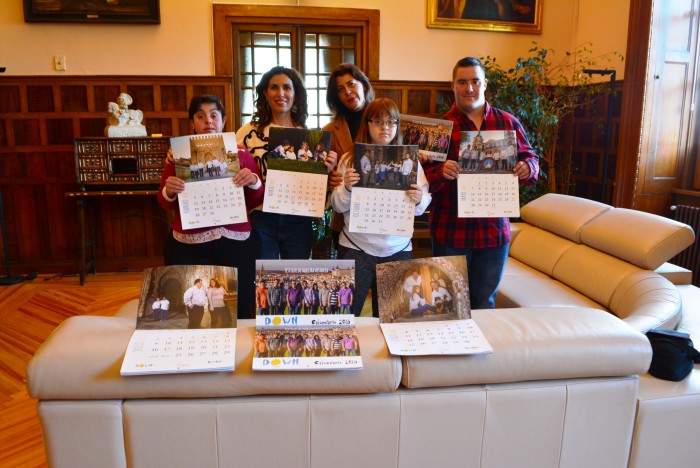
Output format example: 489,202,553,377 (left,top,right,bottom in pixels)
23,0,160,24
427,0,542,34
